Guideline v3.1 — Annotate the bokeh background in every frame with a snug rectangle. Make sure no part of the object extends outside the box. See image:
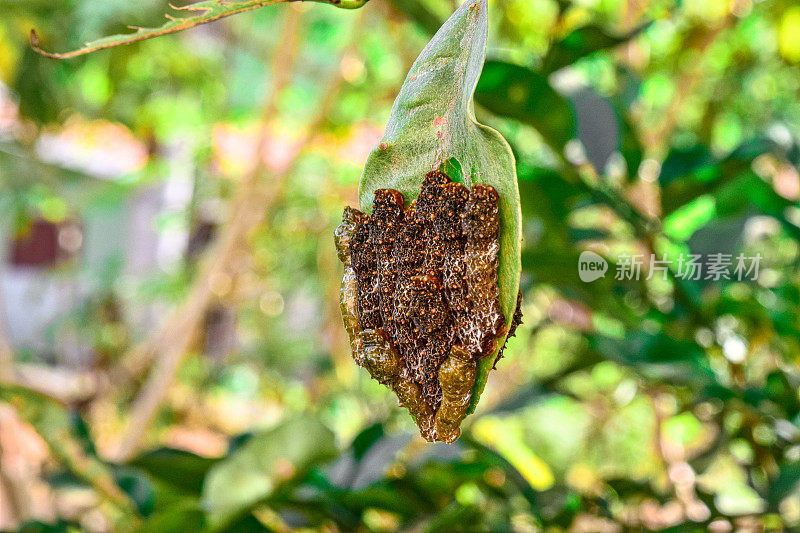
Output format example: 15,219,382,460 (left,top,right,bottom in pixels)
2,0,800,531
